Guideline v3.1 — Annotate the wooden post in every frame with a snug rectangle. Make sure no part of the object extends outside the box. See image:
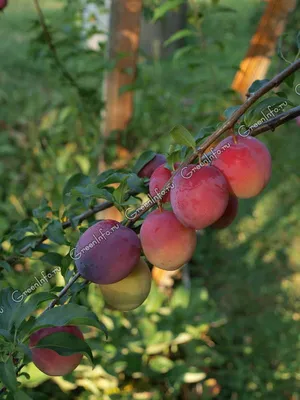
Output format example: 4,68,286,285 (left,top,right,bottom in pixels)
104,0,142,136
232,0,296,98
